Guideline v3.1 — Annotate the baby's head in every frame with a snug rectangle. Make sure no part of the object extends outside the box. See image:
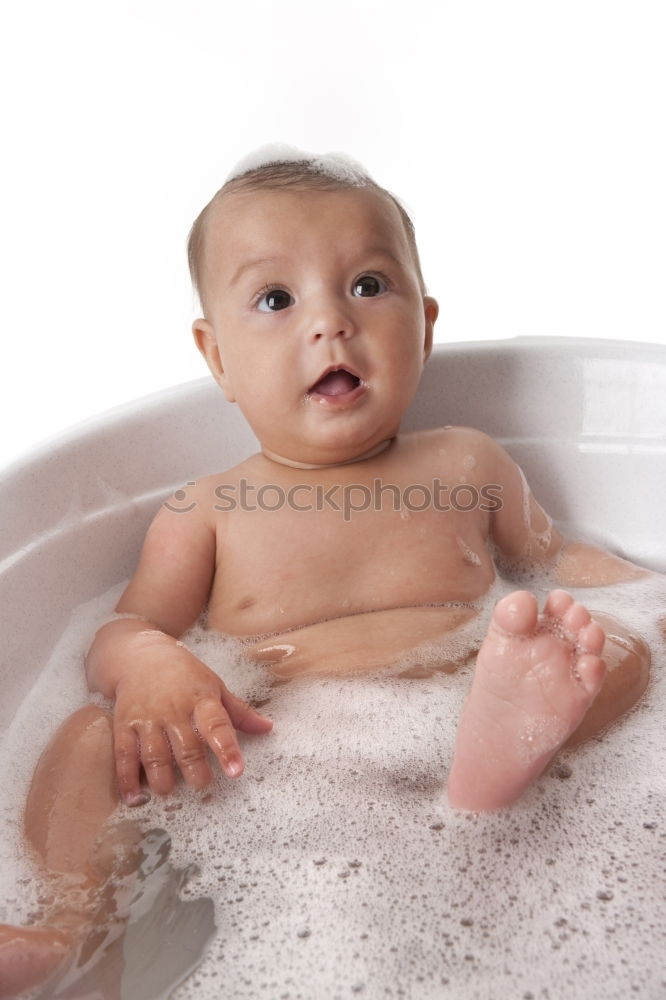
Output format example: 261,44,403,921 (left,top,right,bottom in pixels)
189,145,438,468
188,145,428,314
